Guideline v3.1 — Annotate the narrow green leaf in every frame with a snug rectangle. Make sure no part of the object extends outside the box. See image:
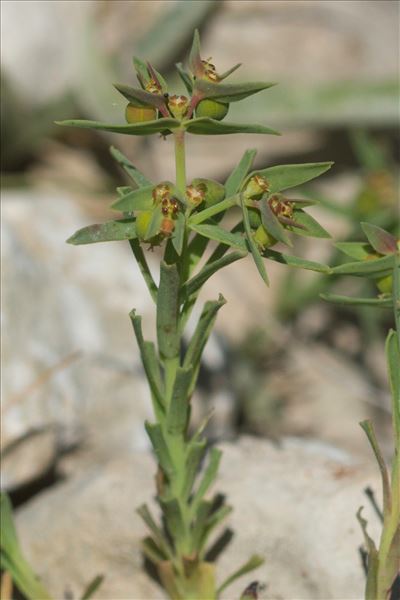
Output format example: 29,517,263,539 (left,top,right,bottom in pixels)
167,367,193,435
320,293,393,308
240,195,269,284
80,575,104,600
67,219,137,245
245,162,334,193
117,186,133,197
129,239,158,303
199,504,233,552
144,422,174,479
189,223,247,251
160,498,186,545
185,117,280,136
183,295,226,372
361,222,398,255
133,56,150,86
141,536,168,564
356,507,379,600
189,29,202,76
219,63,242,80
175,62,193,94
183,250,247,298
332,254,395,277
217,554,264,596
291,209,331,239
183,439,207,499
225,149,257,197
56,117,180,136
335,241,373,260
113,83,167,111
263,249,331,273
110,146,152,187
130,311,164,417
359,420,391,518
259,199,292,247
195,79,277,103
111,185,155,212
171,212,186,256
157,262,180,359
192,448,222,511
137,504,173,559
386,330,400,441
191,500,213,551
189,196,238,226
